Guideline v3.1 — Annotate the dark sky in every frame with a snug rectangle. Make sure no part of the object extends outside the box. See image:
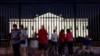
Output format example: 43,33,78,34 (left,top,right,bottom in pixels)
0,0,100,3
0,0,100,19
